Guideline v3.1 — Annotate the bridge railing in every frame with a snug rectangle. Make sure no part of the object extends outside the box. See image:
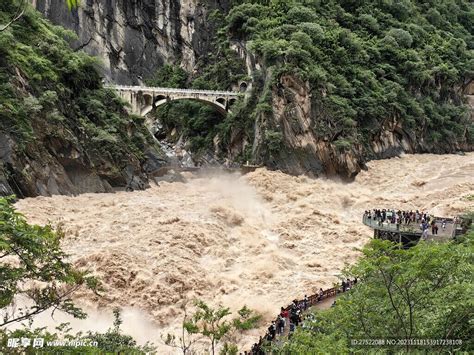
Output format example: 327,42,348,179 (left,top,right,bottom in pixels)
105,84,240,97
